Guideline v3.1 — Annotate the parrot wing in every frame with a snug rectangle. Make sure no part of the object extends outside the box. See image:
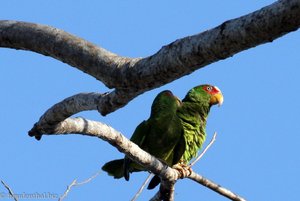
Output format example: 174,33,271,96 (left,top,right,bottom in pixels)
124,90,184,180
